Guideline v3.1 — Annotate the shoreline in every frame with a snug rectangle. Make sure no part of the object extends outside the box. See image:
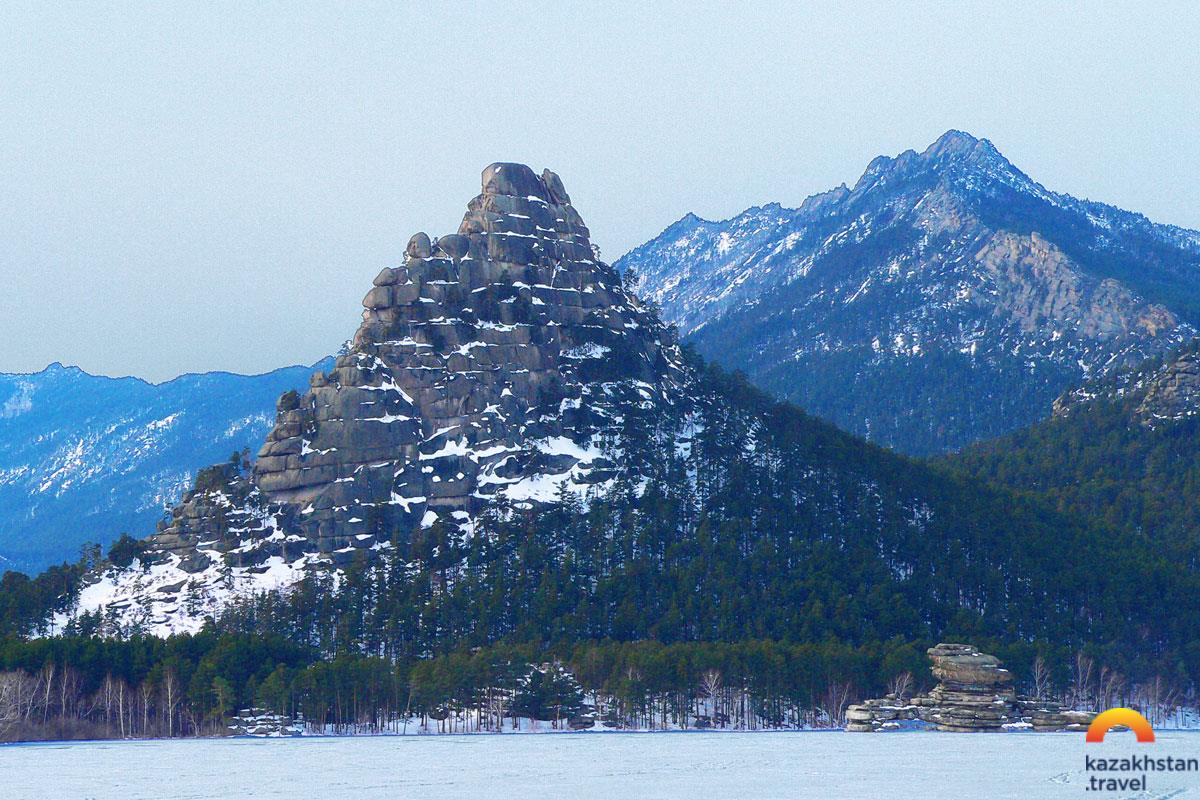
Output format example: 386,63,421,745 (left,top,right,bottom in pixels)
20,725,1200,748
